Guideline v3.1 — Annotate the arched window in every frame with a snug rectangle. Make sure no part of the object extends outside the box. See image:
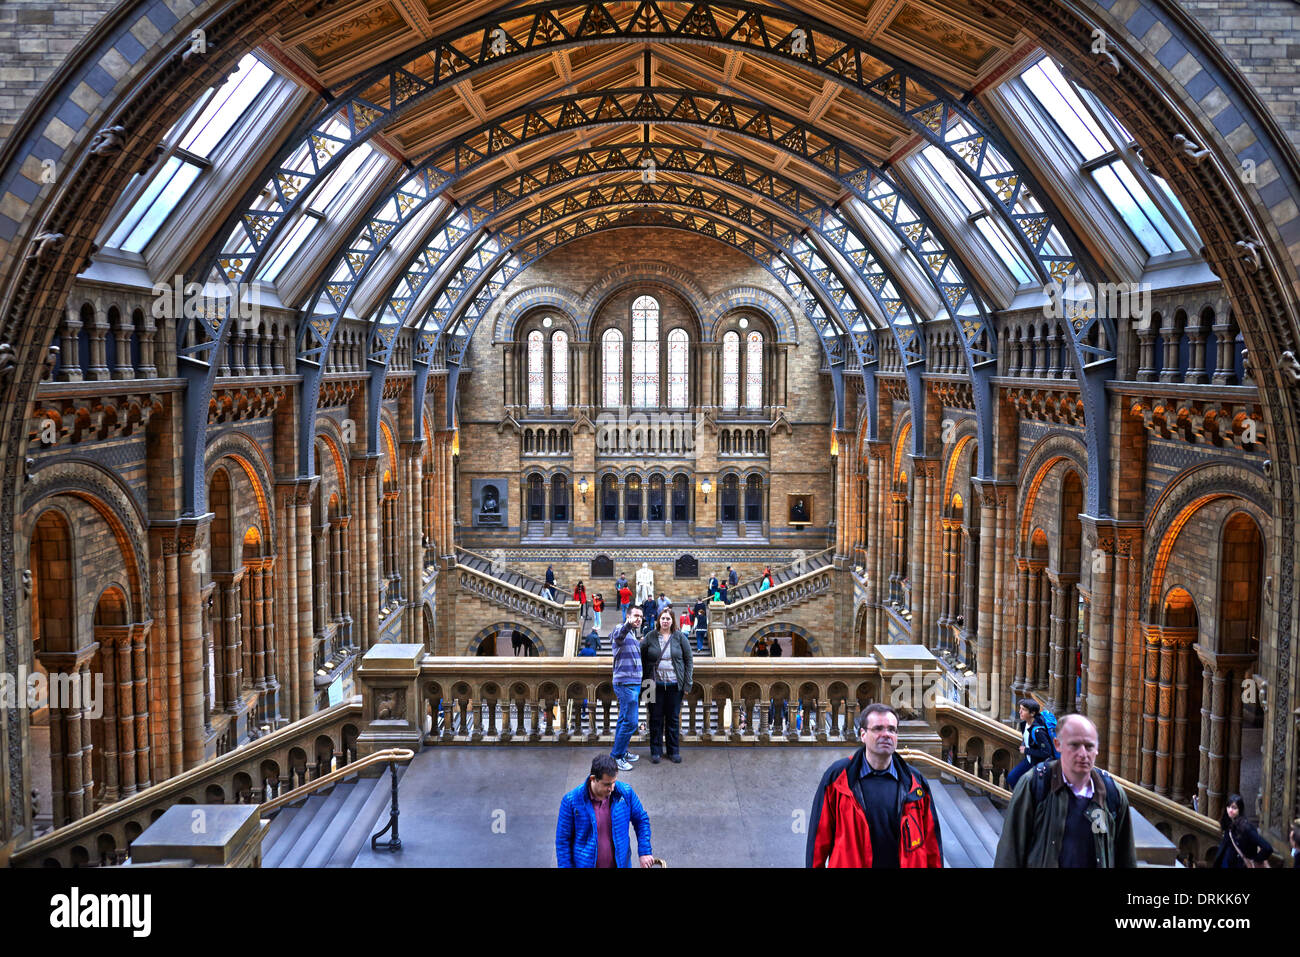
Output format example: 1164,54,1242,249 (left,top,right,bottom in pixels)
745,475,763,522
601,475,618,523
667,328,689,408
602,328,623,407
551,331,568,411
632,296,659,407
722,331,740,409
527,473,544,522
527,330,544,410
720,474,739,524
648,474,665,522
625,475,642,522
745,331,764,408
672,475,689,522
552,474,569,523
